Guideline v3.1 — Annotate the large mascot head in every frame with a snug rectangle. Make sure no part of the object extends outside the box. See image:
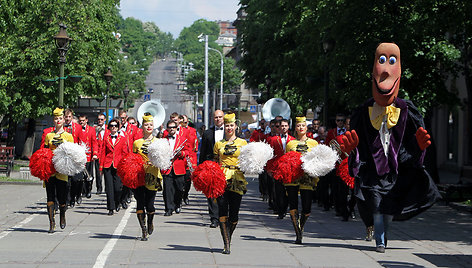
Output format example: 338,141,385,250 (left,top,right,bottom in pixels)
372,43,401,107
